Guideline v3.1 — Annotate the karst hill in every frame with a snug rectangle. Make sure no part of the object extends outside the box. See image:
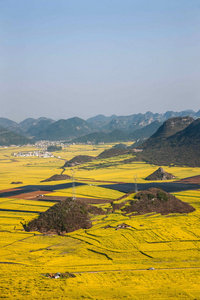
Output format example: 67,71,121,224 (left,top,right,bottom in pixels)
137,117,200,167
145,167,175,181
139,116,194,149
0,126,34,146
122,188,195,215
23,198,104,234
1,110,200,145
